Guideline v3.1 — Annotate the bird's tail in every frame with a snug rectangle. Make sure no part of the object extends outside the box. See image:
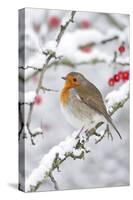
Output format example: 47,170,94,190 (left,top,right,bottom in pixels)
107,117,122,140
